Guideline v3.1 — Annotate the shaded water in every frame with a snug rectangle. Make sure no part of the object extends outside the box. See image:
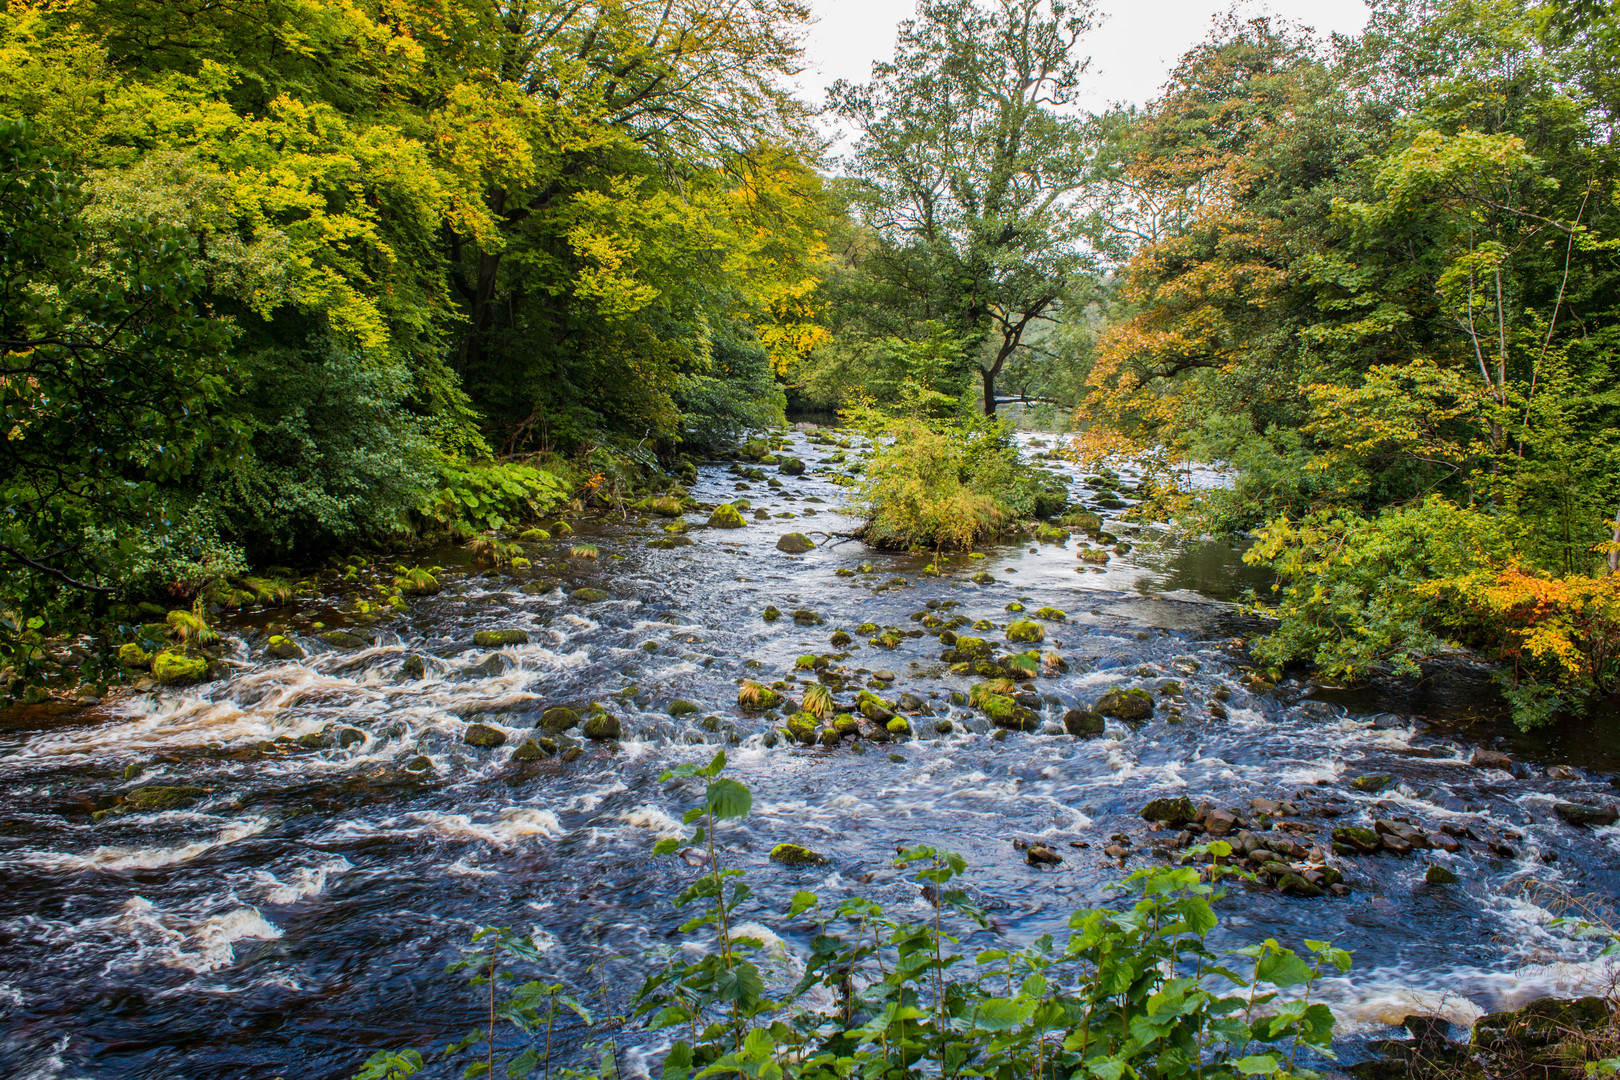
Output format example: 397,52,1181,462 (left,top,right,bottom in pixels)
2,430,1618,1079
